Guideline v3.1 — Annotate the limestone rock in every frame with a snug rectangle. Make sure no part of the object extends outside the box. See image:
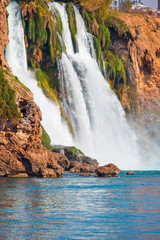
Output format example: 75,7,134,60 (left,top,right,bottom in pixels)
127,170,134,175
0,0,10,70
96,164,121,177
111,13,160,128
69,161,97,173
